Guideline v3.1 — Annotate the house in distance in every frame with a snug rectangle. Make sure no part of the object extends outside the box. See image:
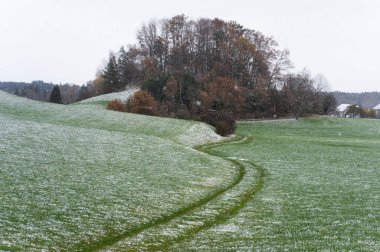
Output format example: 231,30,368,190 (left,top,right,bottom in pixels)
373,104,380,118
334,104,361,118
334,104,351,118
